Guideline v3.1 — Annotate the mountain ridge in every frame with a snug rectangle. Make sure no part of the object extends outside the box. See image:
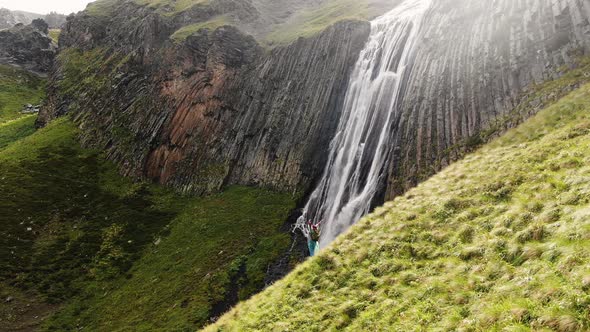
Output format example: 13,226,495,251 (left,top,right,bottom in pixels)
0,8,66,30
